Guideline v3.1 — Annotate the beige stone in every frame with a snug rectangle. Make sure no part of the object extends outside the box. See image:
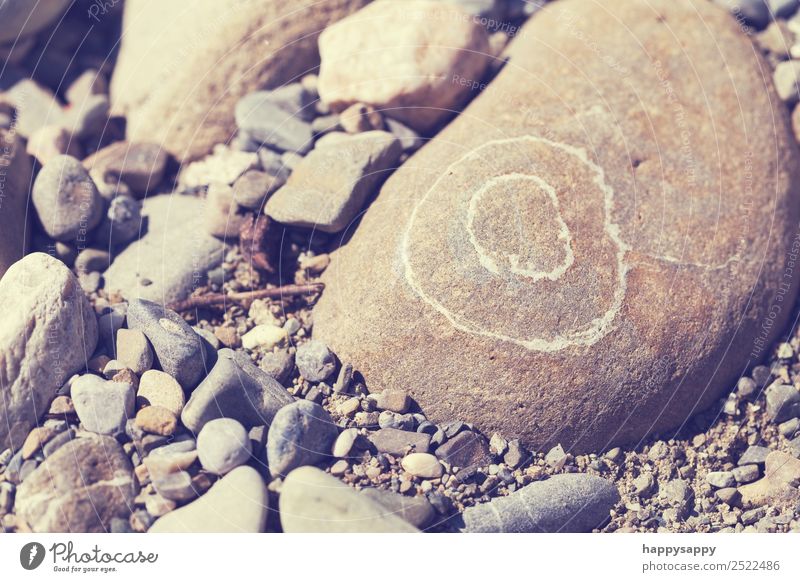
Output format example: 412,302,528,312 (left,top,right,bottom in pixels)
318,0,491,133
137,370,186,417
313,0,800,452
110,0,369,162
